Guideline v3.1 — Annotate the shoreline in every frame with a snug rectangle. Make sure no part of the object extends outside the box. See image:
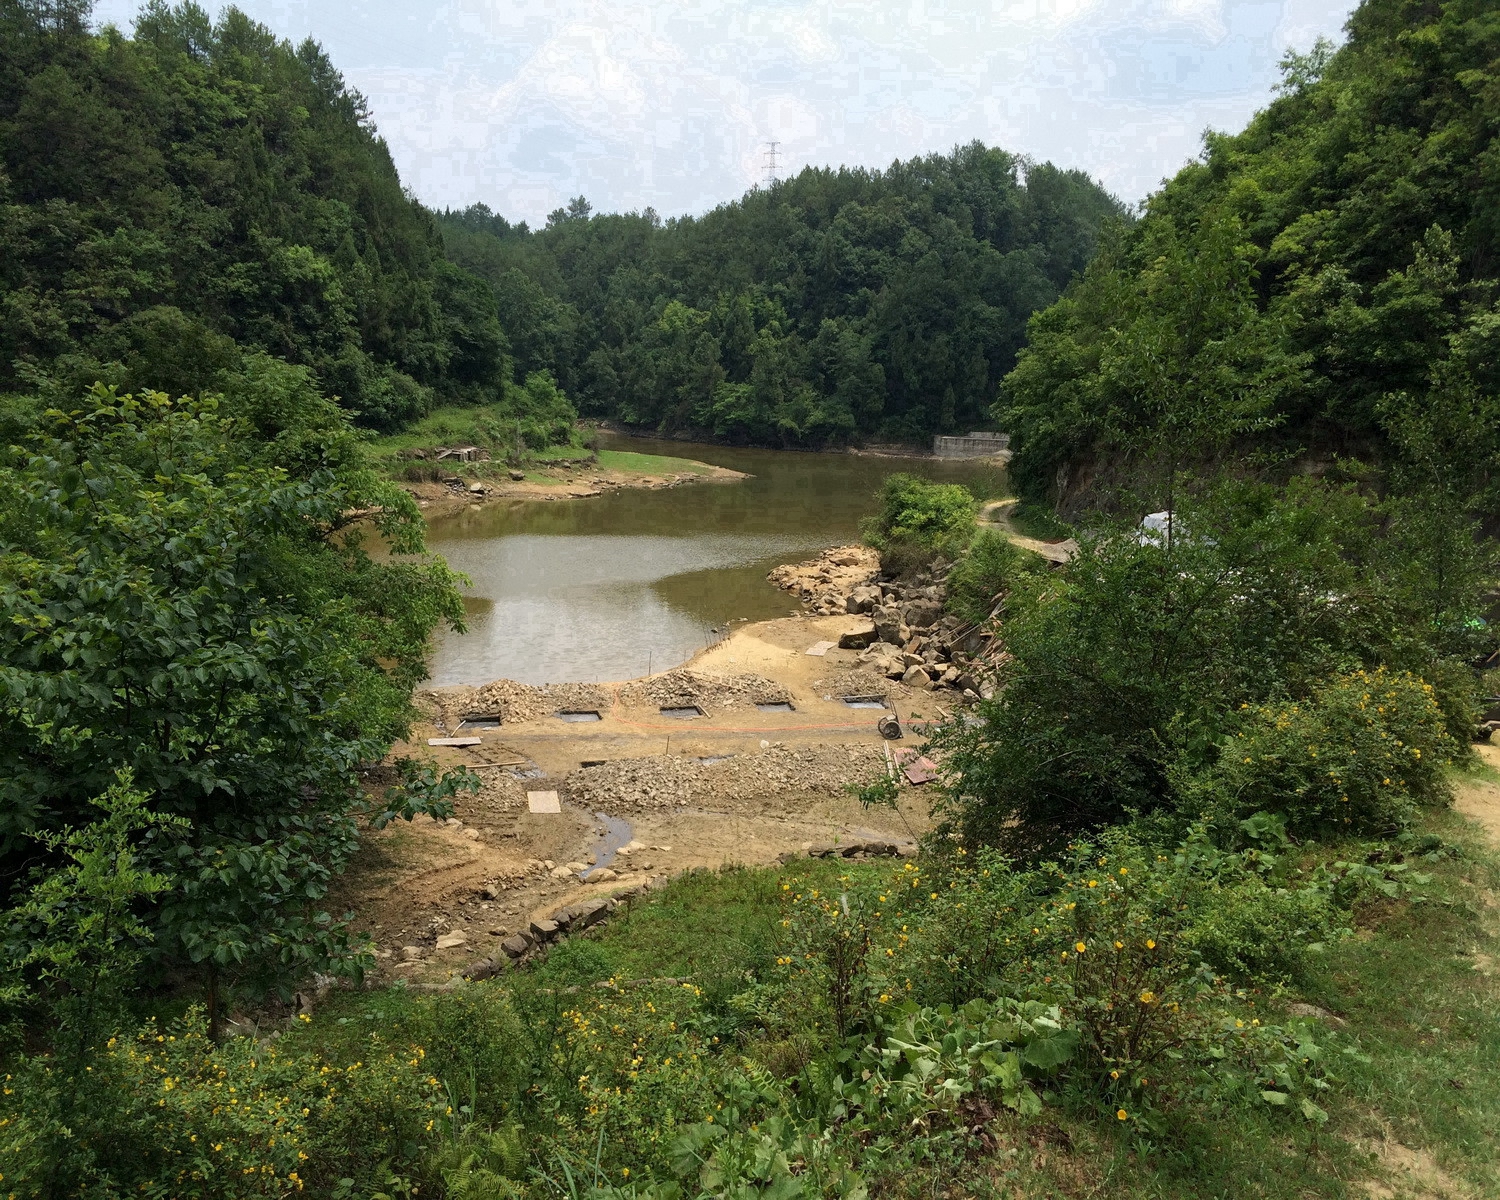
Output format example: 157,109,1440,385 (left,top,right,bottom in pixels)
342,543,986,986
